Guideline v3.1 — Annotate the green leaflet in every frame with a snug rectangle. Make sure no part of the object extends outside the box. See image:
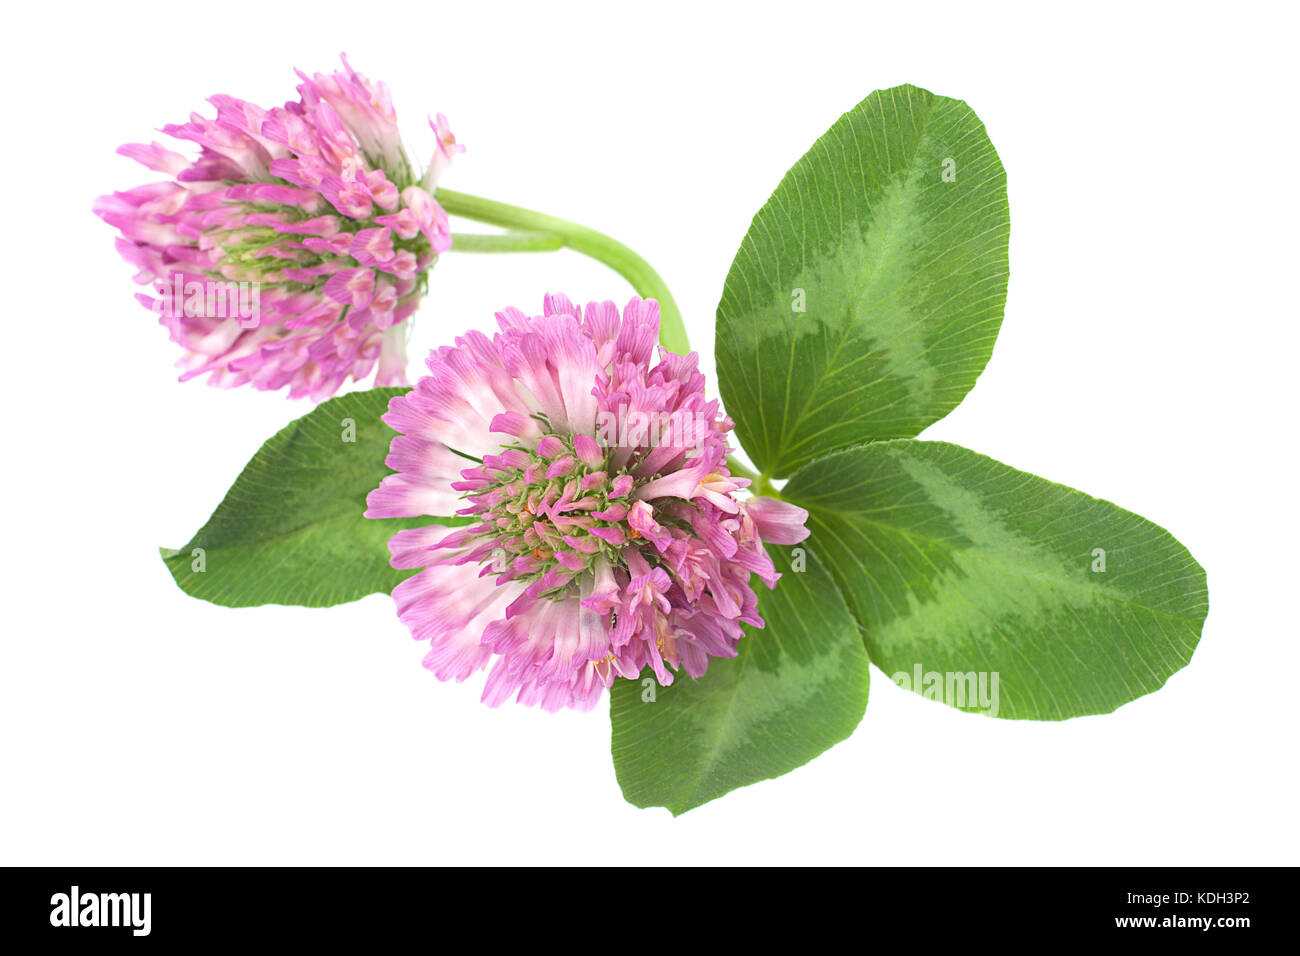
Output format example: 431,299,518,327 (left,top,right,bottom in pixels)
611,547,870,814
161,387,467,608
716,83,1009,478
783,441,1208,720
